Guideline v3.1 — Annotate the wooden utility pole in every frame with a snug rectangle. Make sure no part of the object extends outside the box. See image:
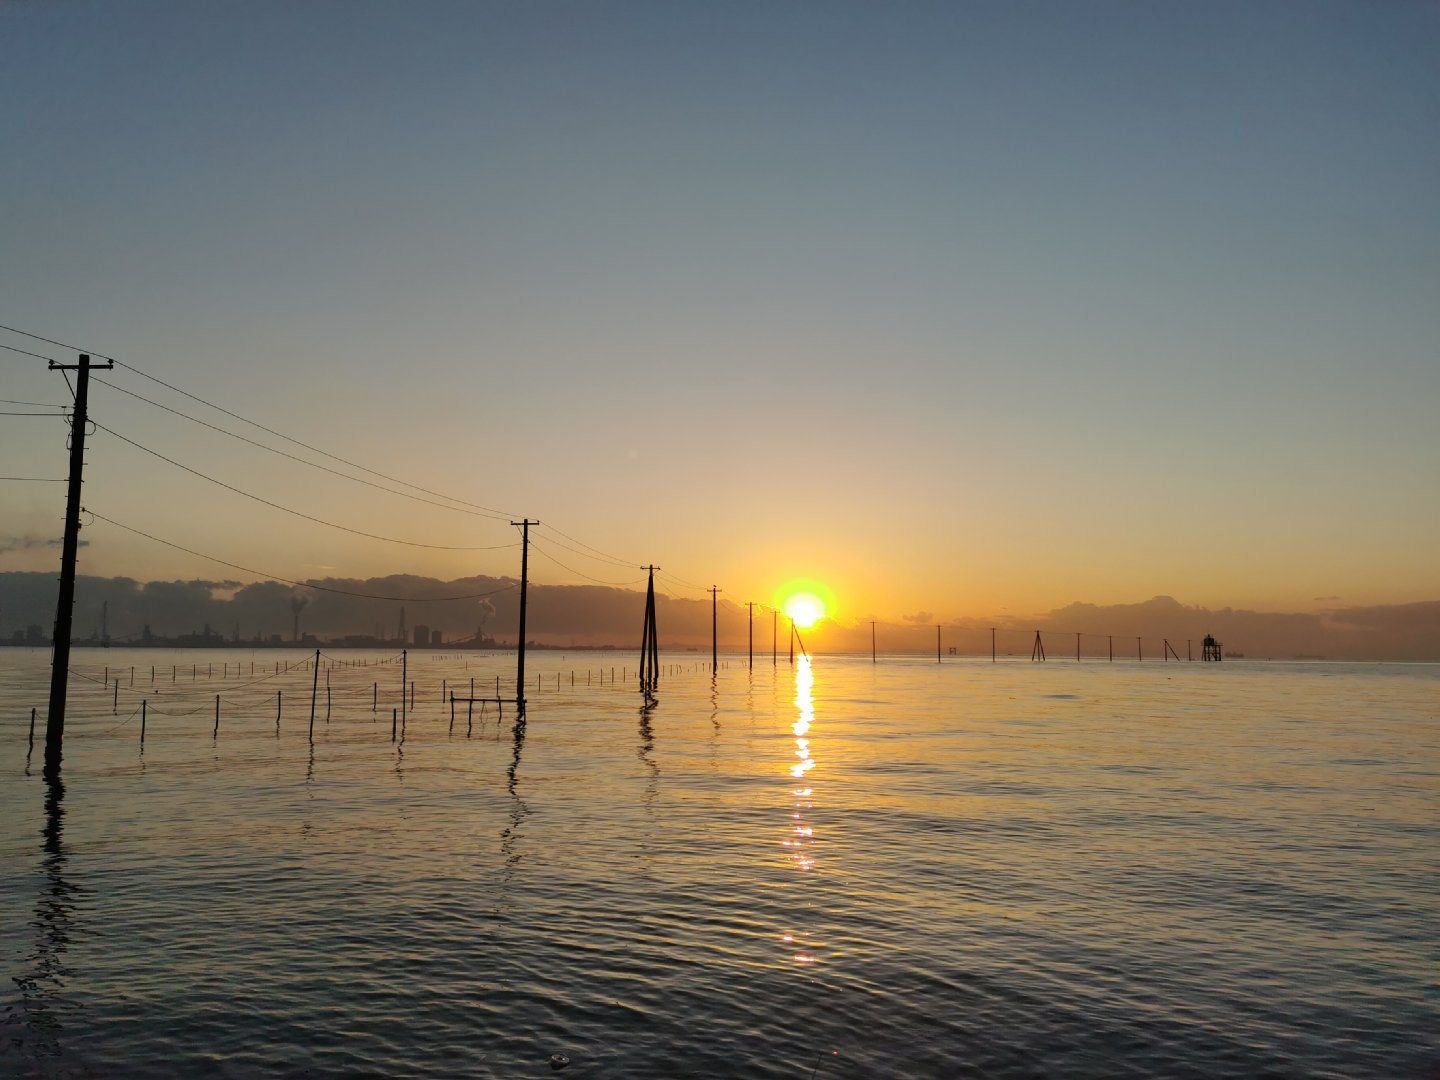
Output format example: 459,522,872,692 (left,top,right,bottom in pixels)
991,627,996,663
937,625,942,663
512,519,537,711
772,607,777,667
747,601,754,670
872,621,876,664
45,353,113,773
709,586,720,674
640,566,659,693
